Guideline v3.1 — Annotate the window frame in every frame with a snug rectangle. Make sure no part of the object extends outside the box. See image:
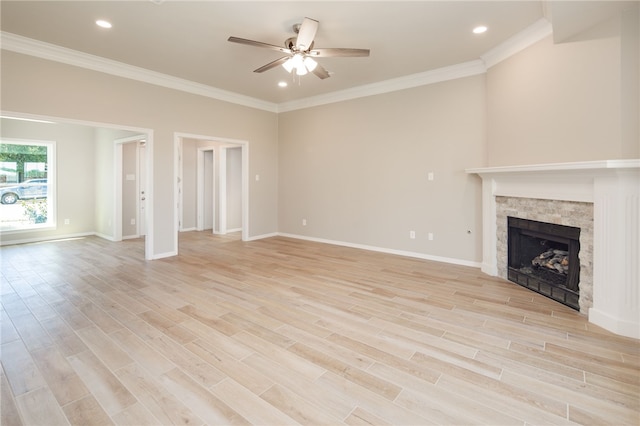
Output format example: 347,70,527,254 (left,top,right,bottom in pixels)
0,138,56,234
